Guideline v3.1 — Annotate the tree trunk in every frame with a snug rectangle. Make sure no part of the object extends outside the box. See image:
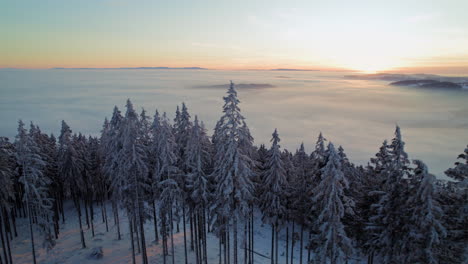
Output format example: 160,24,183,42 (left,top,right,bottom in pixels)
286,224,289,264
90,200,95,237
244,221,248,264
10,209,17,238
291,222,295,264
170,209,175,264
299,224,303,264
129,218,136,264
60,196,65,224
251,209,254,264
75,198,86,248
0,208,12,264
190,211,194,250
194,212,200,264
103,201,109,232
219,236,222,264
134,216,141,254
139,210,148,264
275,224,279,264
198,211,204,264
203,208,208,264
271,224,275,264
84,199,90,229
113,201,121,240
234,217,238,264
182,206,188,264
0,208,10,264
307,231,311,263
27,200,37,264
153,200,159,243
